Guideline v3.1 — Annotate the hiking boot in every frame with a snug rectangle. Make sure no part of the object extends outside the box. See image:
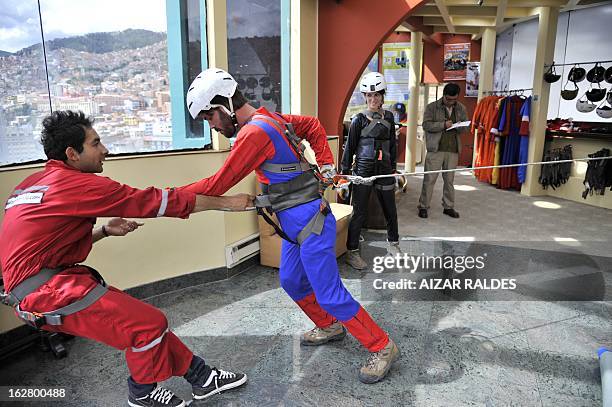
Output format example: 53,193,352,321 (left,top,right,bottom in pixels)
192,367,247,400
418,208,428,218
358,339,401,384
443,208,460,218
387,241,402,256
301,321,346,346
128,386,185,407
346,249,368,270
